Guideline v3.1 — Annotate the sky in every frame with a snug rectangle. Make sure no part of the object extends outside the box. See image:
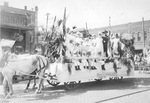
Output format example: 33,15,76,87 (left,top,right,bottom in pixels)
0,0,150,29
